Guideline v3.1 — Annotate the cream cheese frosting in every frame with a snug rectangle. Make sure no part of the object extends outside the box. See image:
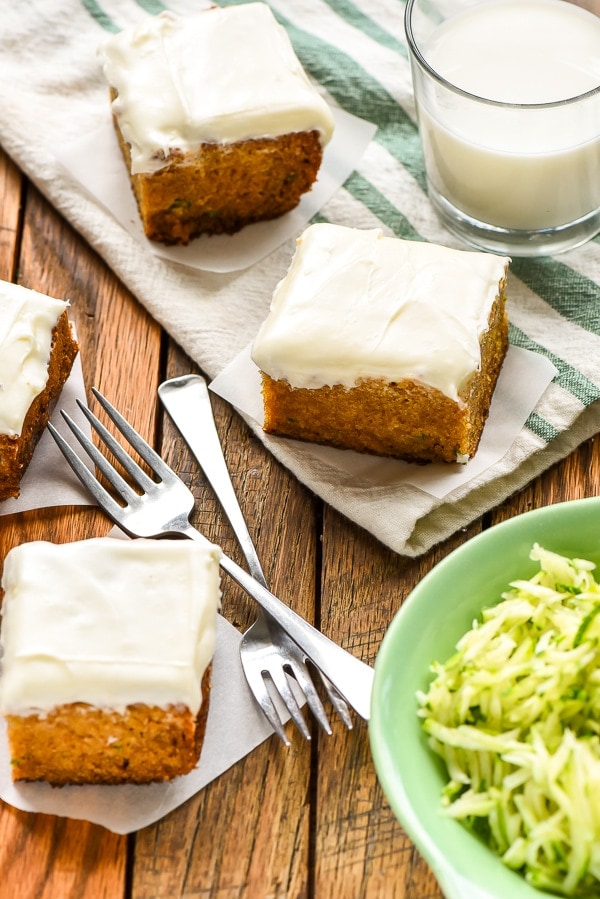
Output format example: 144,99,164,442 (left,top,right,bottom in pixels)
251,224,510,403
0,281,69,438
0,537,222,716
100,4,335,175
